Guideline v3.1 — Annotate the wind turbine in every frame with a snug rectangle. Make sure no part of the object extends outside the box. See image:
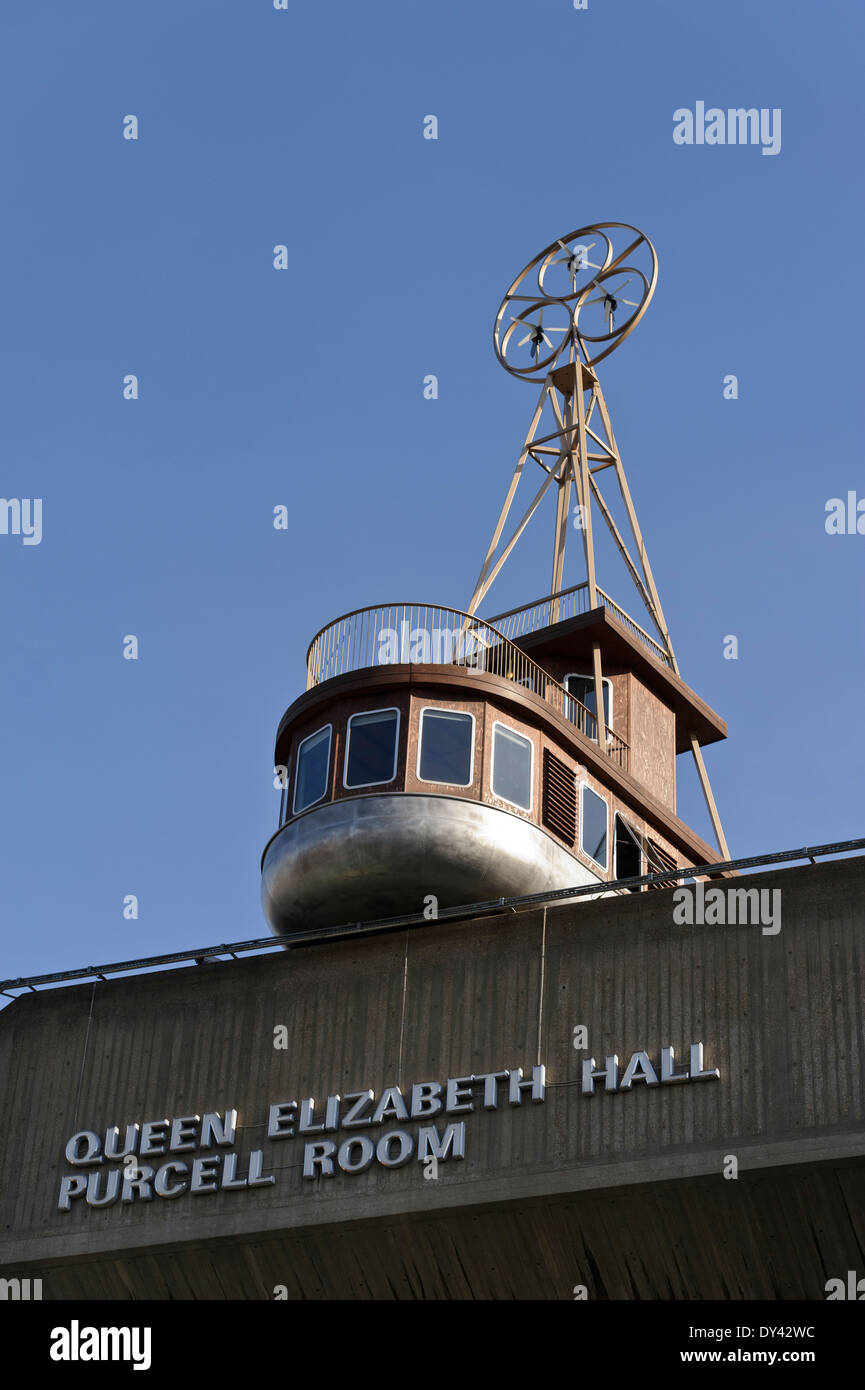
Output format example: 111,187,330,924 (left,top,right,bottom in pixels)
510,306,568,361
551,239,602,291
583,275,639,333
